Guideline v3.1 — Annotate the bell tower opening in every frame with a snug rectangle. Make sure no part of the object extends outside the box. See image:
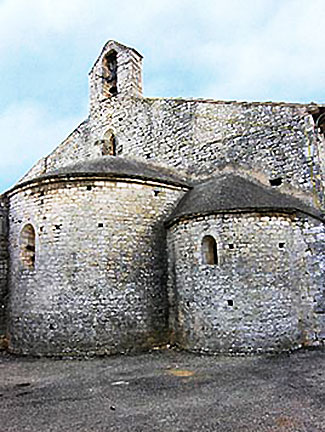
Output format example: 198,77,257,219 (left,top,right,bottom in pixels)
89,41,143,108
103,51,118,96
